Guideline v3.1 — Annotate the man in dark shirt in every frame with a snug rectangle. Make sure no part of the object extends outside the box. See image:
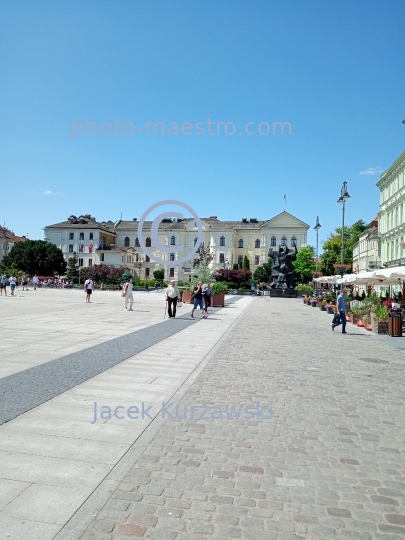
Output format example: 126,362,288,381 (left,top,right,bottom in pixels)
191,281,206,319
